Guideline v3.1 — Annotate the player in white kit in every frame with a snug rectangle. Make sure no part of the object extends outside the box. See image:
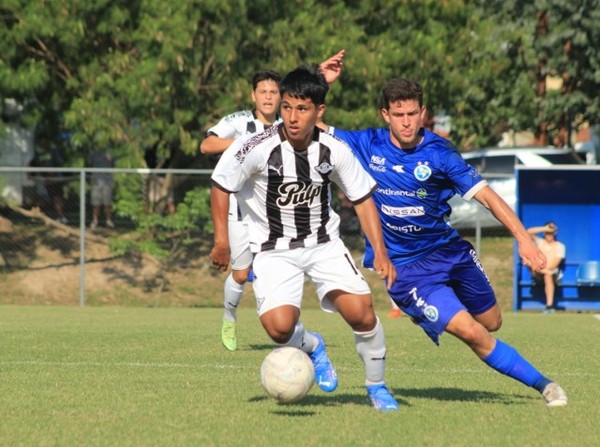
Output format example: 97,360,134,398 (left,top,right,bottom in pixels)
201,70,281,351
210,65,399,411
